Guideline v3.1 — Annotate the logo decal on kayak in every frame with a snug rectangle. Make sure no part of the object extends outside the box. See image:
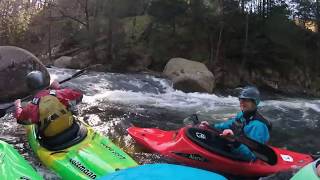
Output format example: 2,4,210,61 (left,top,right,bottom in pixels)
102,143,126,160
70,159,97,179
280,154,293,162
20,176,31,180
195,132,207,140
172,152,209,162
